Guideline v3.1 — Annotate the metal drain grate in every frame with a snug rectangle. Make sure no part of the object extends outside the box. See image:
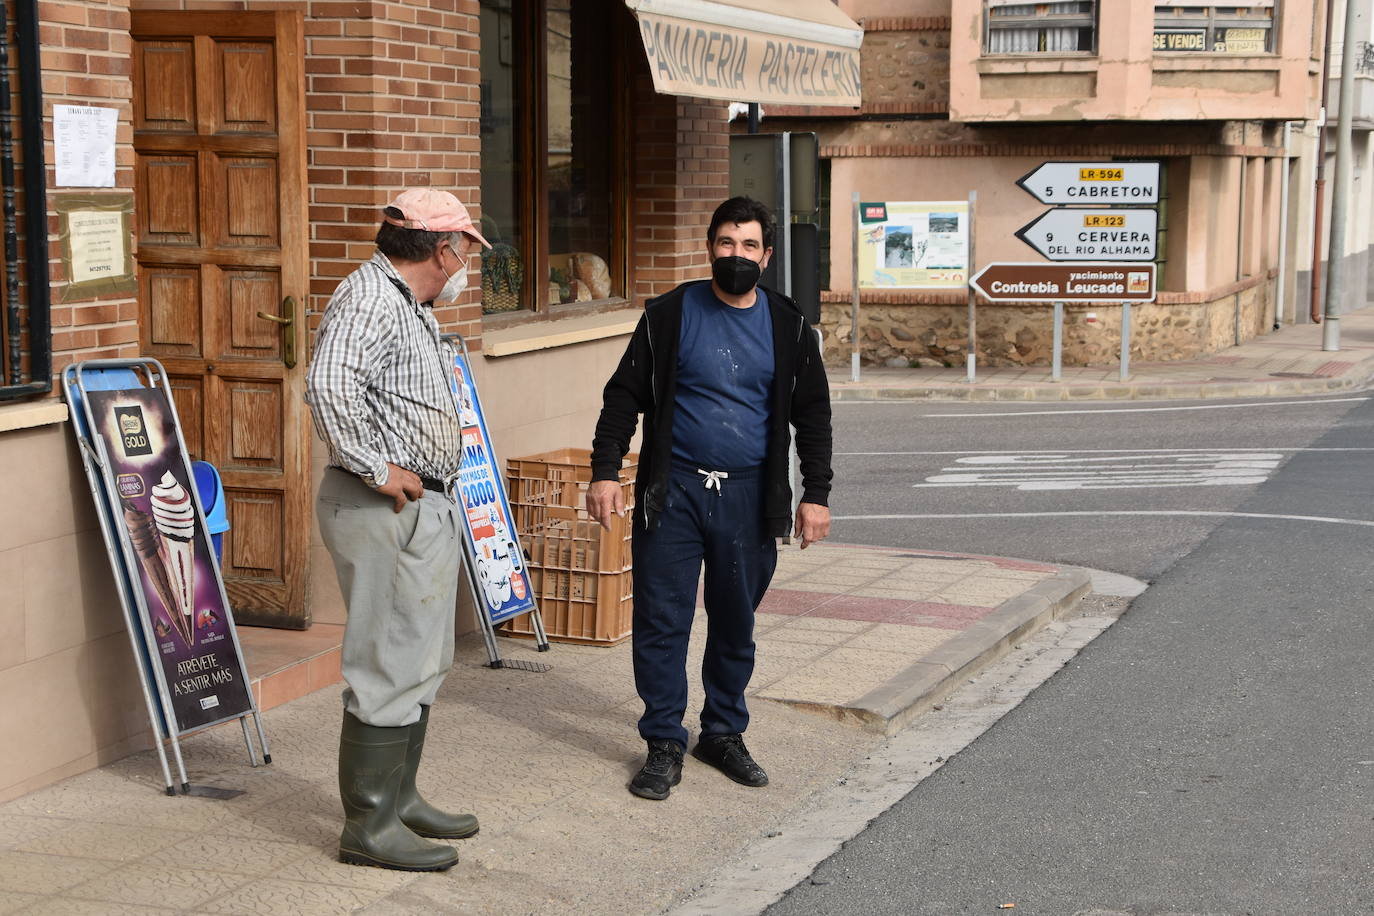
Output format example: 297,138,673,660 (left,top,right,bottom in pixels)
1270,371,1318,378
